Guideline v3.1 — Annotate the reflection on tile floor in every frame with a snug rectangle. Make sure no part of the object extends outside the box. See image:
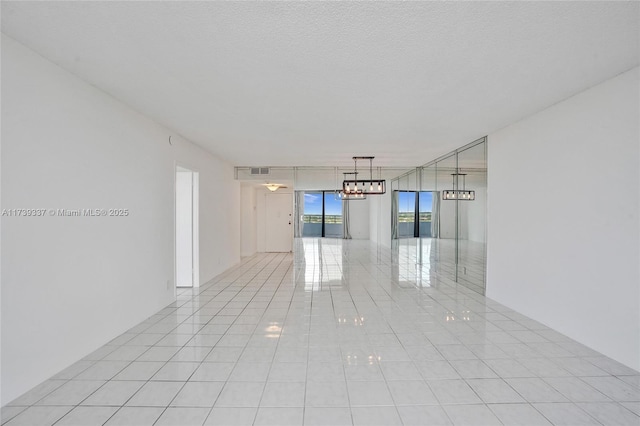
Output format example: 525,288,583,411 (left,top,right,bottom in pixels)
391,238,486,295
3,239,639,425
